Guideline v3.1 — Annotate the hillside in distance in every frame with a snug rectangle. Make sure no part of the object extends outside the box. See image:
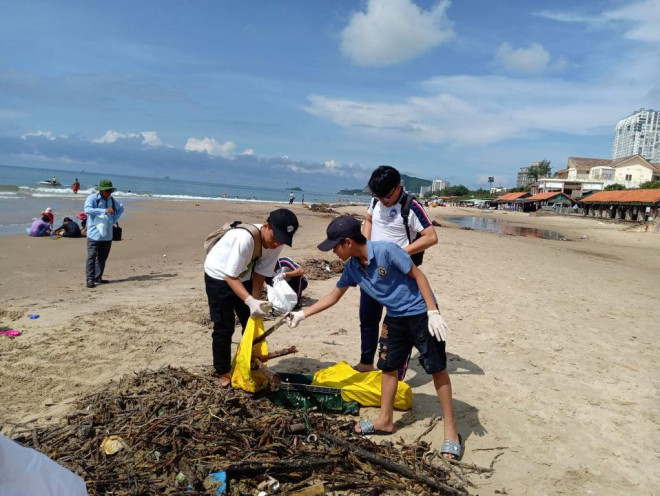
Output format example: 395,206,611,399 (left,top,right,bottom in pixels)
337,173,432,195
